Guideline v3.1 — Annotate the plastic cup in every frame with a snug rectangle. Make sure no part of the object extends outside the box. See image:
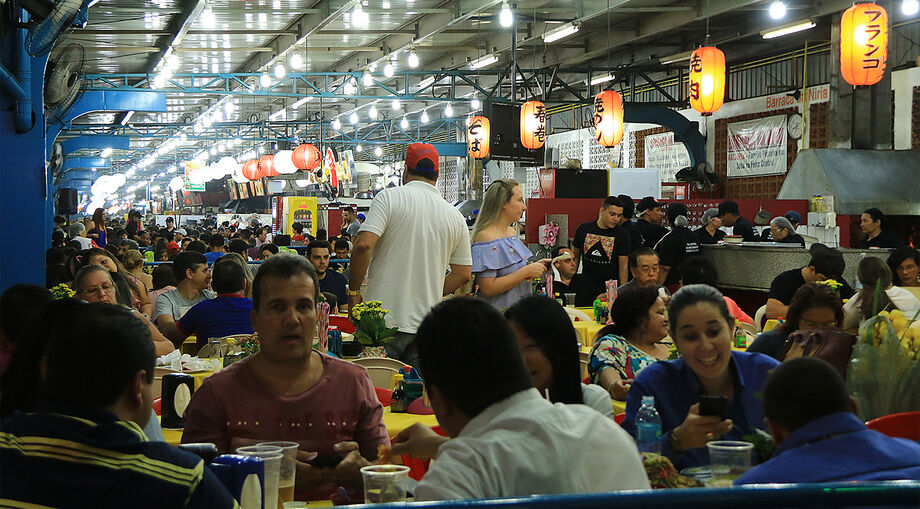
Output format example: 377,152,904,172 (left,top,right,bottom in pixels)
258,441,299,507
361,465,410,503
706,440,753,487
564,293,576,307
237,445,283,509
